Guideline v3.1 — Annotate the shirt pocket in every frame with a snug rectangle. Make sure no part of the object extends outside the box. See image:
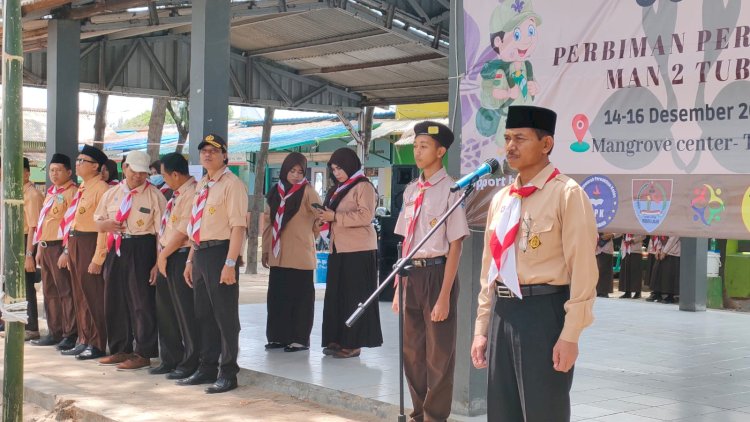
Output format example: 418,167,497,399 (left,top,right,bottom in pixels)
522,216,555,258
